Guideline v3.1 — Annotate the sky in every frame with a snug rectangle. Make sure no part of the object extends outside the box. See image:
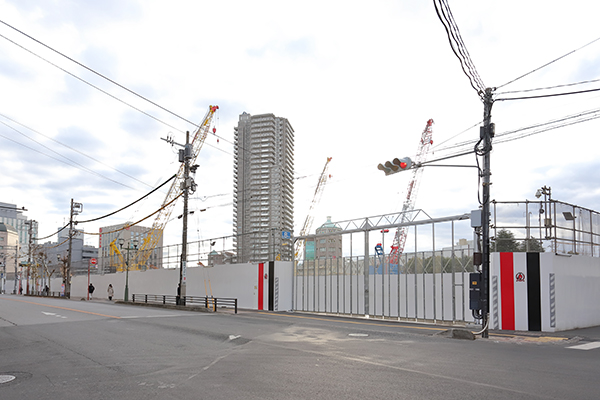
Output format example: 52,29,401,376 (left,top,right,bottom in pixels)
1,0,600,252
